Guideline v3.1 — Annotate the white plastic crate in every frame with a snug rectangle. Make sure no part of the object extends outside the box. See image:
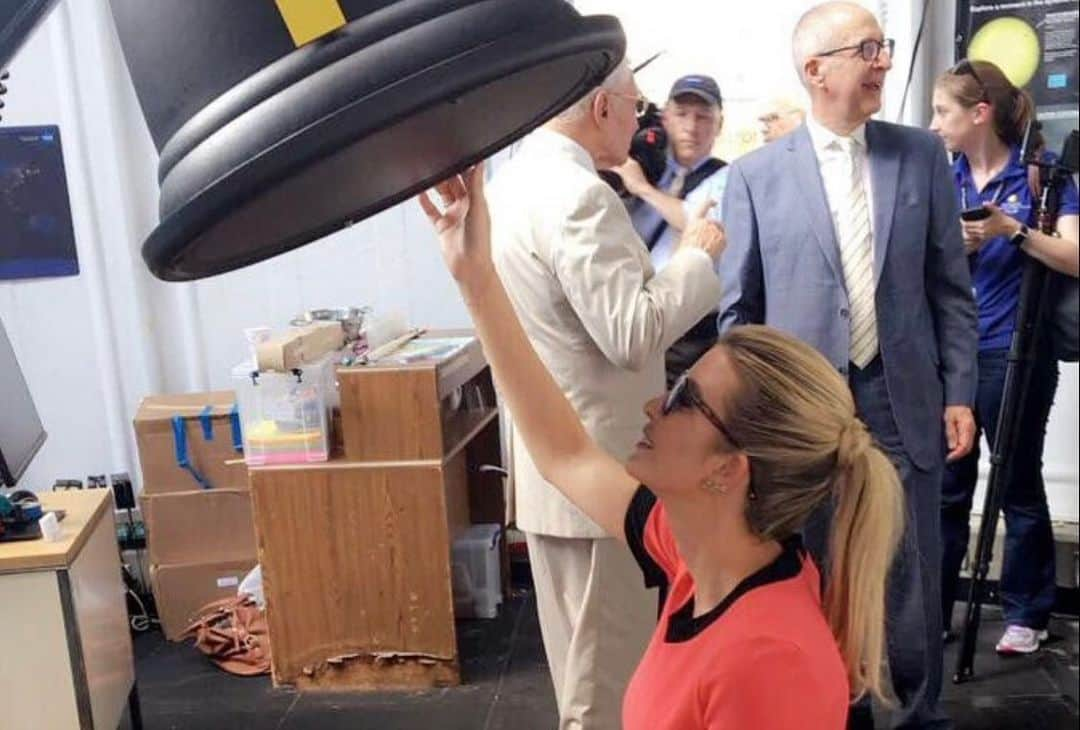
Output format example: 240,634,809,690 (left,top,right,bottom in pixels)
452,523,503,619
232,353,335,465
